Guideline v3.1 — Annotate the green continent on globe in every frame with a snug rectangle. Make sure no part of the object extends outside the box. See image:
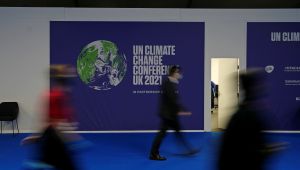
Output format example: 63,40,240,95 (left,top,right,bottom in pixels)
77,45,98,84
